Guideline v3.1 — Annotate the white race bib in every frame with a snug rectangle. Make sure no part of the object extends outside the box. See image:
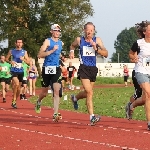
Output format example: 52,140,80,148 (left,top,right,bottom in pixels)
124,73,128,76
23,77,27,80
45,66,56,74
29,73,35,77
1,66,8,71
13,63,22,69
83,46,95,56
69,68,73,71
143,57,150,67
